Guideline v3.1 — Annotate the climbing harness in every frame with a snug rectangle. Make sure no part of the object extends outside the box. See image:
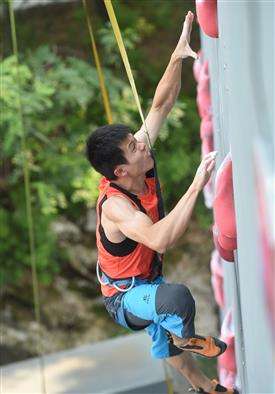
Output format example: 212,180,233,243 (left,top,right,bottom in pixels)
96,159,164,294
97,252,163,293
96,261,136,292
